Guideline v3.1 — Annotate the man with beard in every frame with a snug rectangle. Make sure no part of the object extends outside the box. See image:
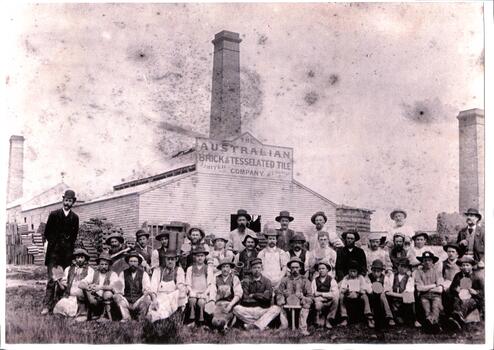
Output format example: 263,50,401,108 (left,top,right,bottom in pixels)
41,189,80,315
275,211,296,251
307,211,343,251
182,227,210,269
107,232,130,275
257,225,289,288
288,233,308,276
335,230,367,282
363,232,392,274
276,257,313,335
229,209,257,253
389,233,413,272
456,208,484,267
234,233,259,280
386,209,415,247
114,251,152,322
